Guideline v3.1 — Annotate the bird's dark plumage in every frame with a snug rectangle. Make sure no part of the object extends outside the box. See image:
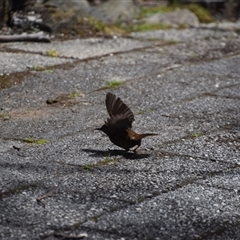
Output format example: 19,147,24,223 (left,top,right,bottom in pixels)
96,92,158,153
